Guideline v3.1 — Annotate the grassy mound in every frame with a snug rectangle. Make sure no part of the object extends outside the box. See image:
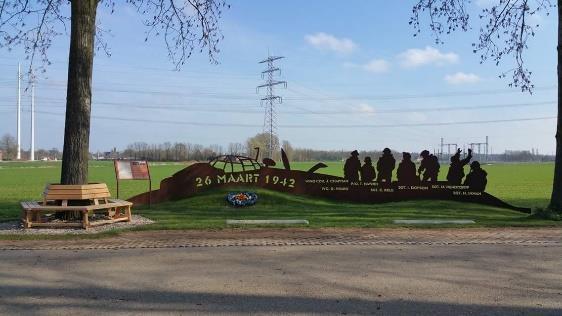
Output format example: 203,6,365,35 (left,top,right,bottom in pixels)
135,188,559,229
